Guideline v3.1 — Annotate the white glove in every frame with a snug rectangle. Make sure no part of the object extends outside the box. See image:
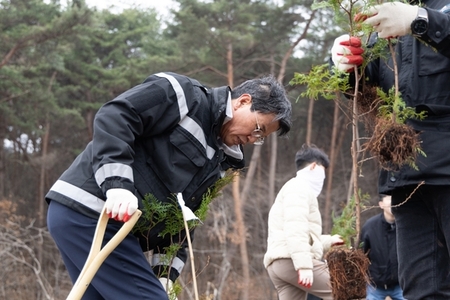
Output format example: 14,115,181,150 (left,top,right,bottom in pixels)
105,188,138,222
331,34,364,72
362,2,419,38
159,277,178,300
297,269,313,288
331,234,344,246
